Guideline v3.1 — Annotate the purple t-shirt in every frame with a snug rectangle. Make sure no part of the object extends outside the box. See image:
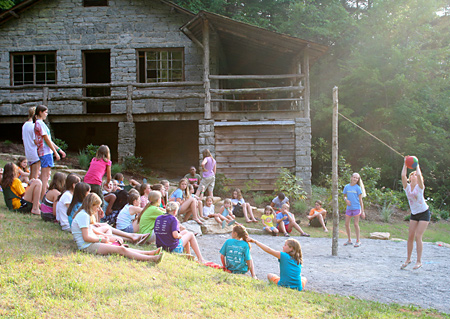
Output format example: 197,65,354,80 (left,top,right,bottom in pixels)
154,214,180,251
203,157,216,178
